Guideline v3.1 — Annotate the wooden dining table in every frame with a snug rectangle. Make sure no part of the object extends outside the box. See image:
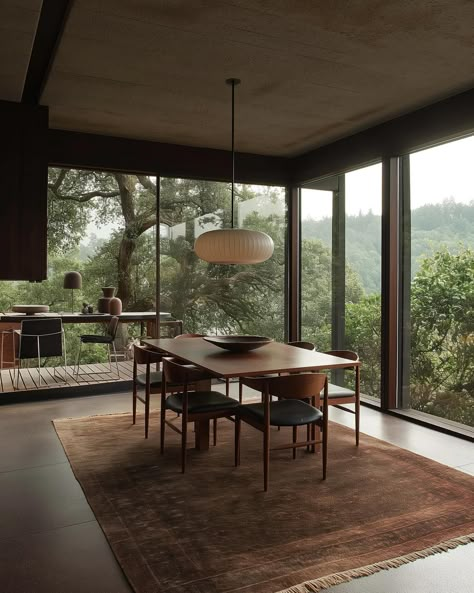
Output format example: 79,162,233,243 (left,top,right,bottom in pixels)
142,337,361,450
